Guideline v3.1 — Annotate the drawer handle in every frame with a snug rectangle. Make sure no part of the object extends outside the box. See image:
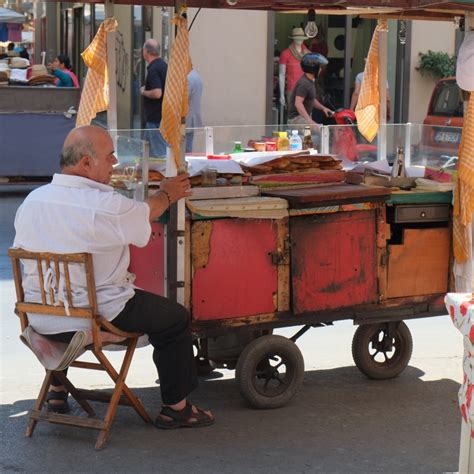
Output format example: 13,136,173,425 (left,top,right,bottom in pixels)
420,211,426,218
